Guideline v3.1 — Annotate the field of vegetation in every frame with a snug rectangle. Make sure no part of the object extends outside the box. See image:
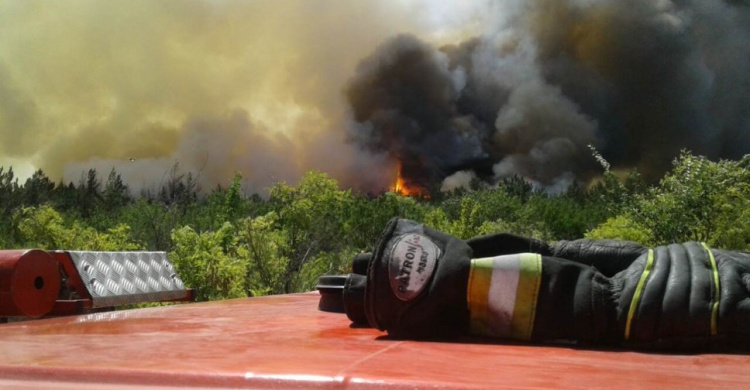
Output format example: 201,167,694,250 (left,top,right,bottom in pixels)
1,151,748,301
